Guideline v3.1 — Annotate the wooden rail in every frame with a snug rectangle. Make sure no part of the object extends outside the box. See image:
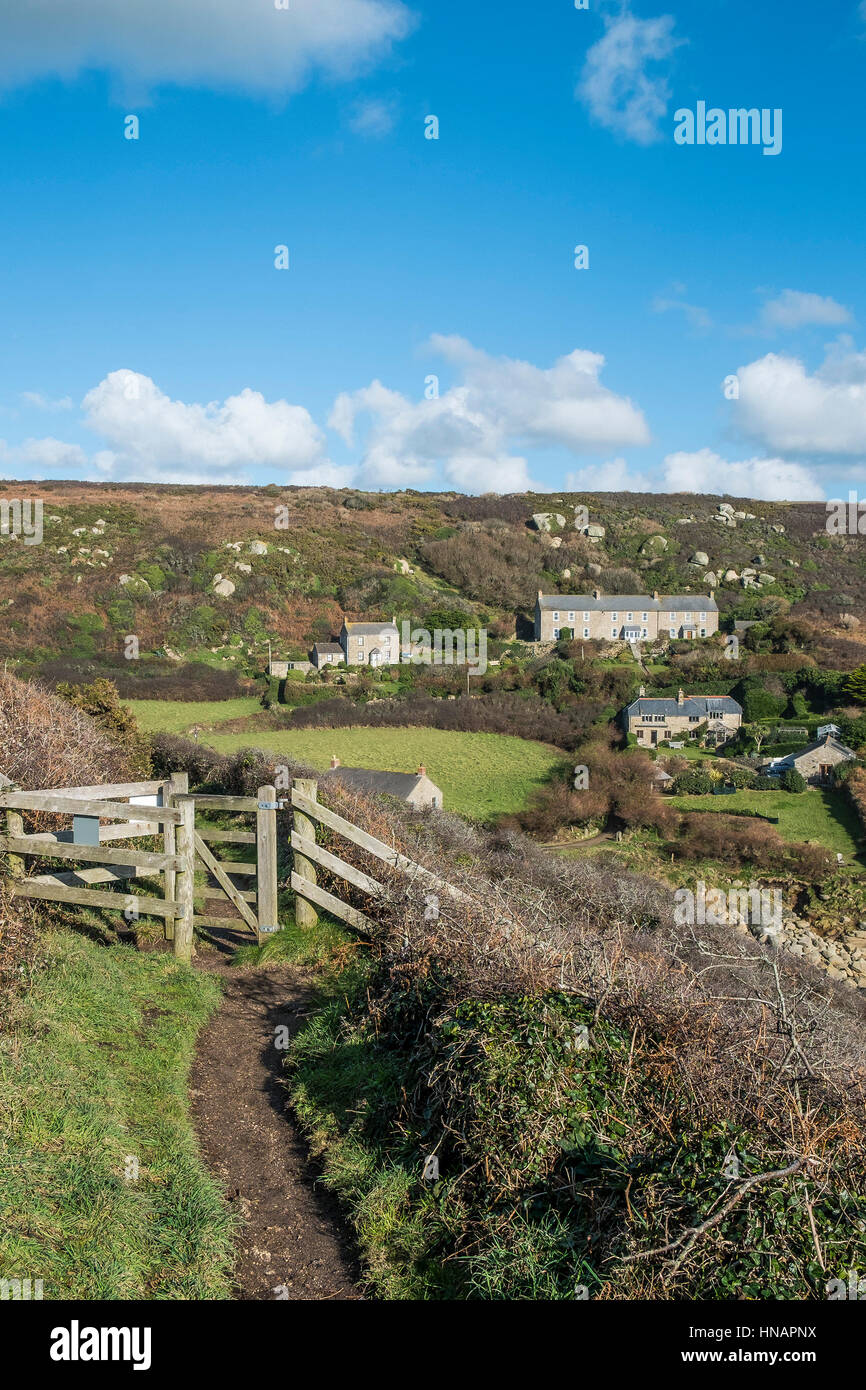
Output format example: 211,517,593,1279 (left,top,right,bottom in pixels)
0,775,281,957
289,779,467,934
